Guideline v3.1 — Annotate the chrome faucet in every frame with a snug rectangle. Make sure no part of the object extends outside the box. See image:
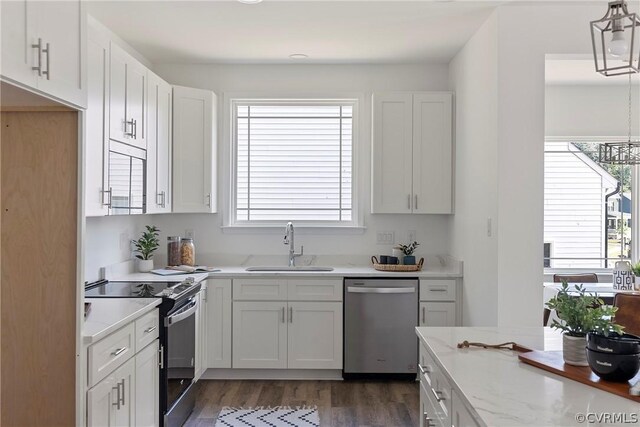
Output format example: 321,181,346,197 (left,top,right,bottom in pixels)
284,222,303,267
